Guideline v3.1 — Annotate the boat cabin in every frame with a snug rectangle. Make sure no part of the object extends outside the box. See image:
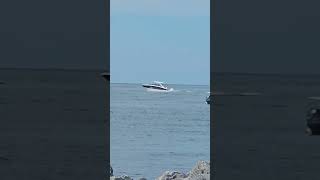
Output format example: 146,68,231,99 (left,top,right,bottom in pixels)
152,81,165,87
